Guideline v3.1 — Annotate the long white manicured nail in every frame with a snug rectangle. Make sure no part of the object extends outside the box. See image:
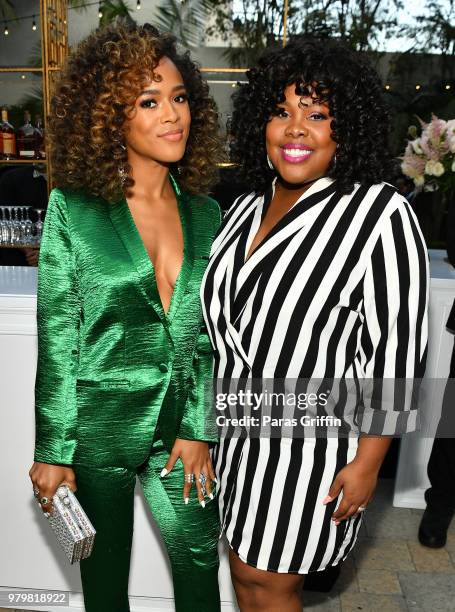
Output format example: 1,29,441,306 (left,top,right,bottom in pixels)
184,497,189,505
209,493,214,500
200,500,205,508
160,468,168,478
